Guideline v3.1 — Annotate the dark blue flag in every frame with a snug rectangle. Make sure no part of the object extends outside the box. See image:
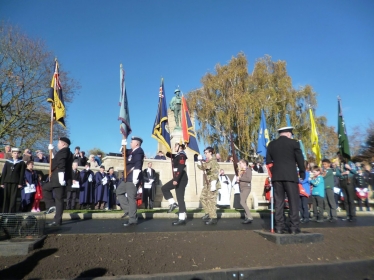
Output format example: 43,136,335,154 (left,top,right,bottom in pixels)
151,78,171,153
